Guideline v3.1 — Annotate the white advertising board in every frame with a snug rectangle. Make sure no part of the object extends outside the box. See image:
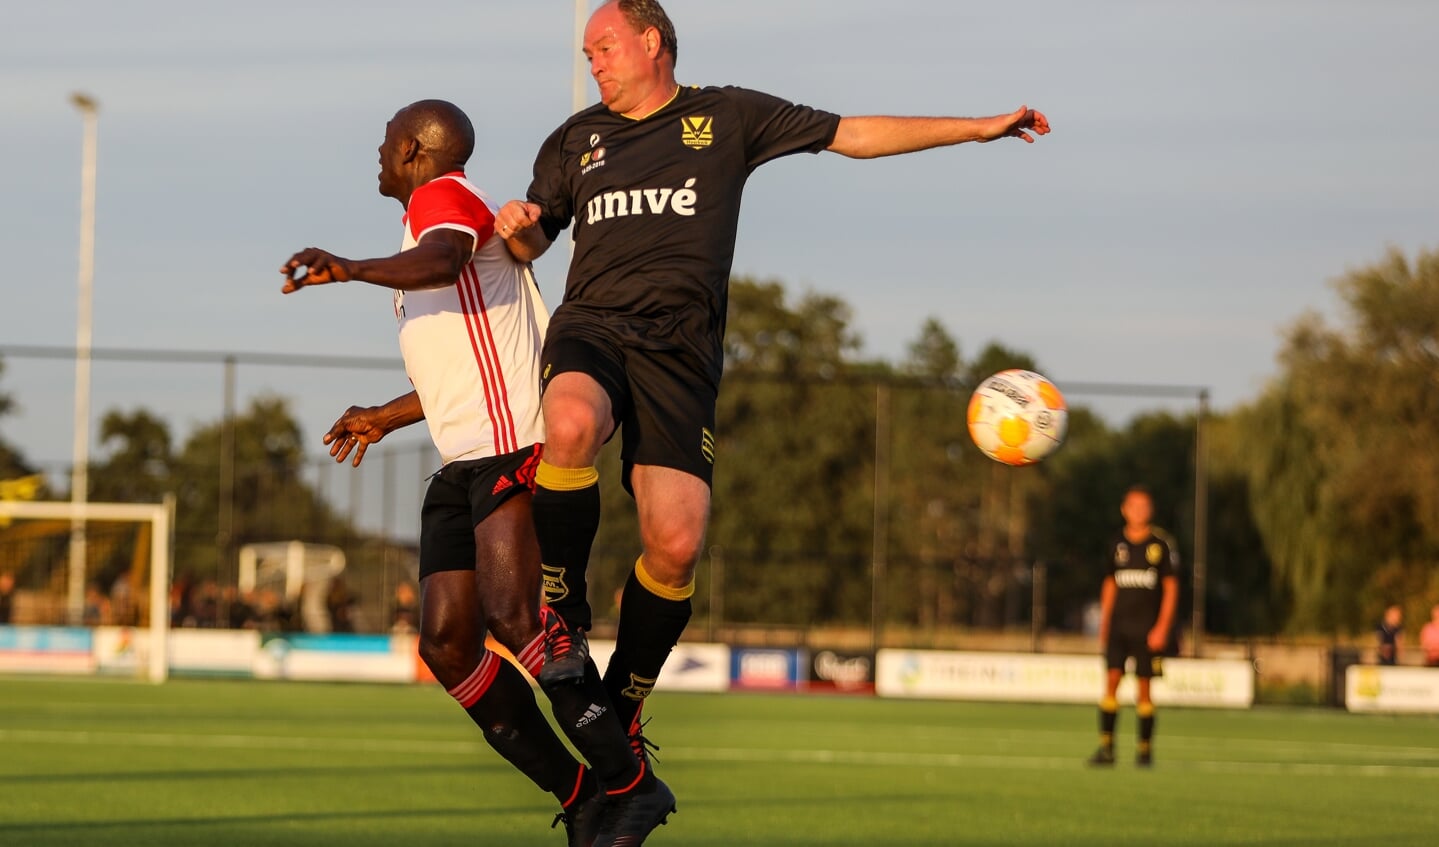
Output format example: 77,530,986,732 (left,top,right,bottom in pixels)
1346,665,1439,714
876,650,1253,708
587,639,730,693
